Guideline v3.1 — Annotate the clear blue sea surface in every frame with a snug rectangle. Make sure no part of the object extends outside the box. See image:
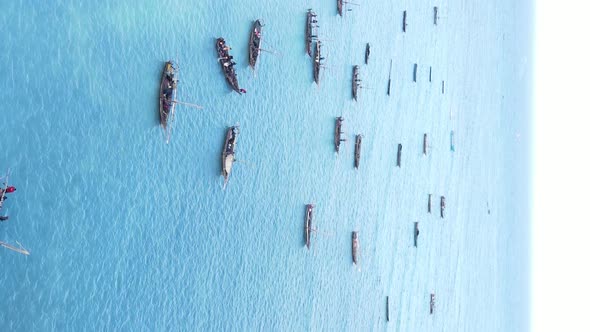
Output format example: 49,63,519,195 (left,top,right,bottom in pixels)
1,0,532,331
